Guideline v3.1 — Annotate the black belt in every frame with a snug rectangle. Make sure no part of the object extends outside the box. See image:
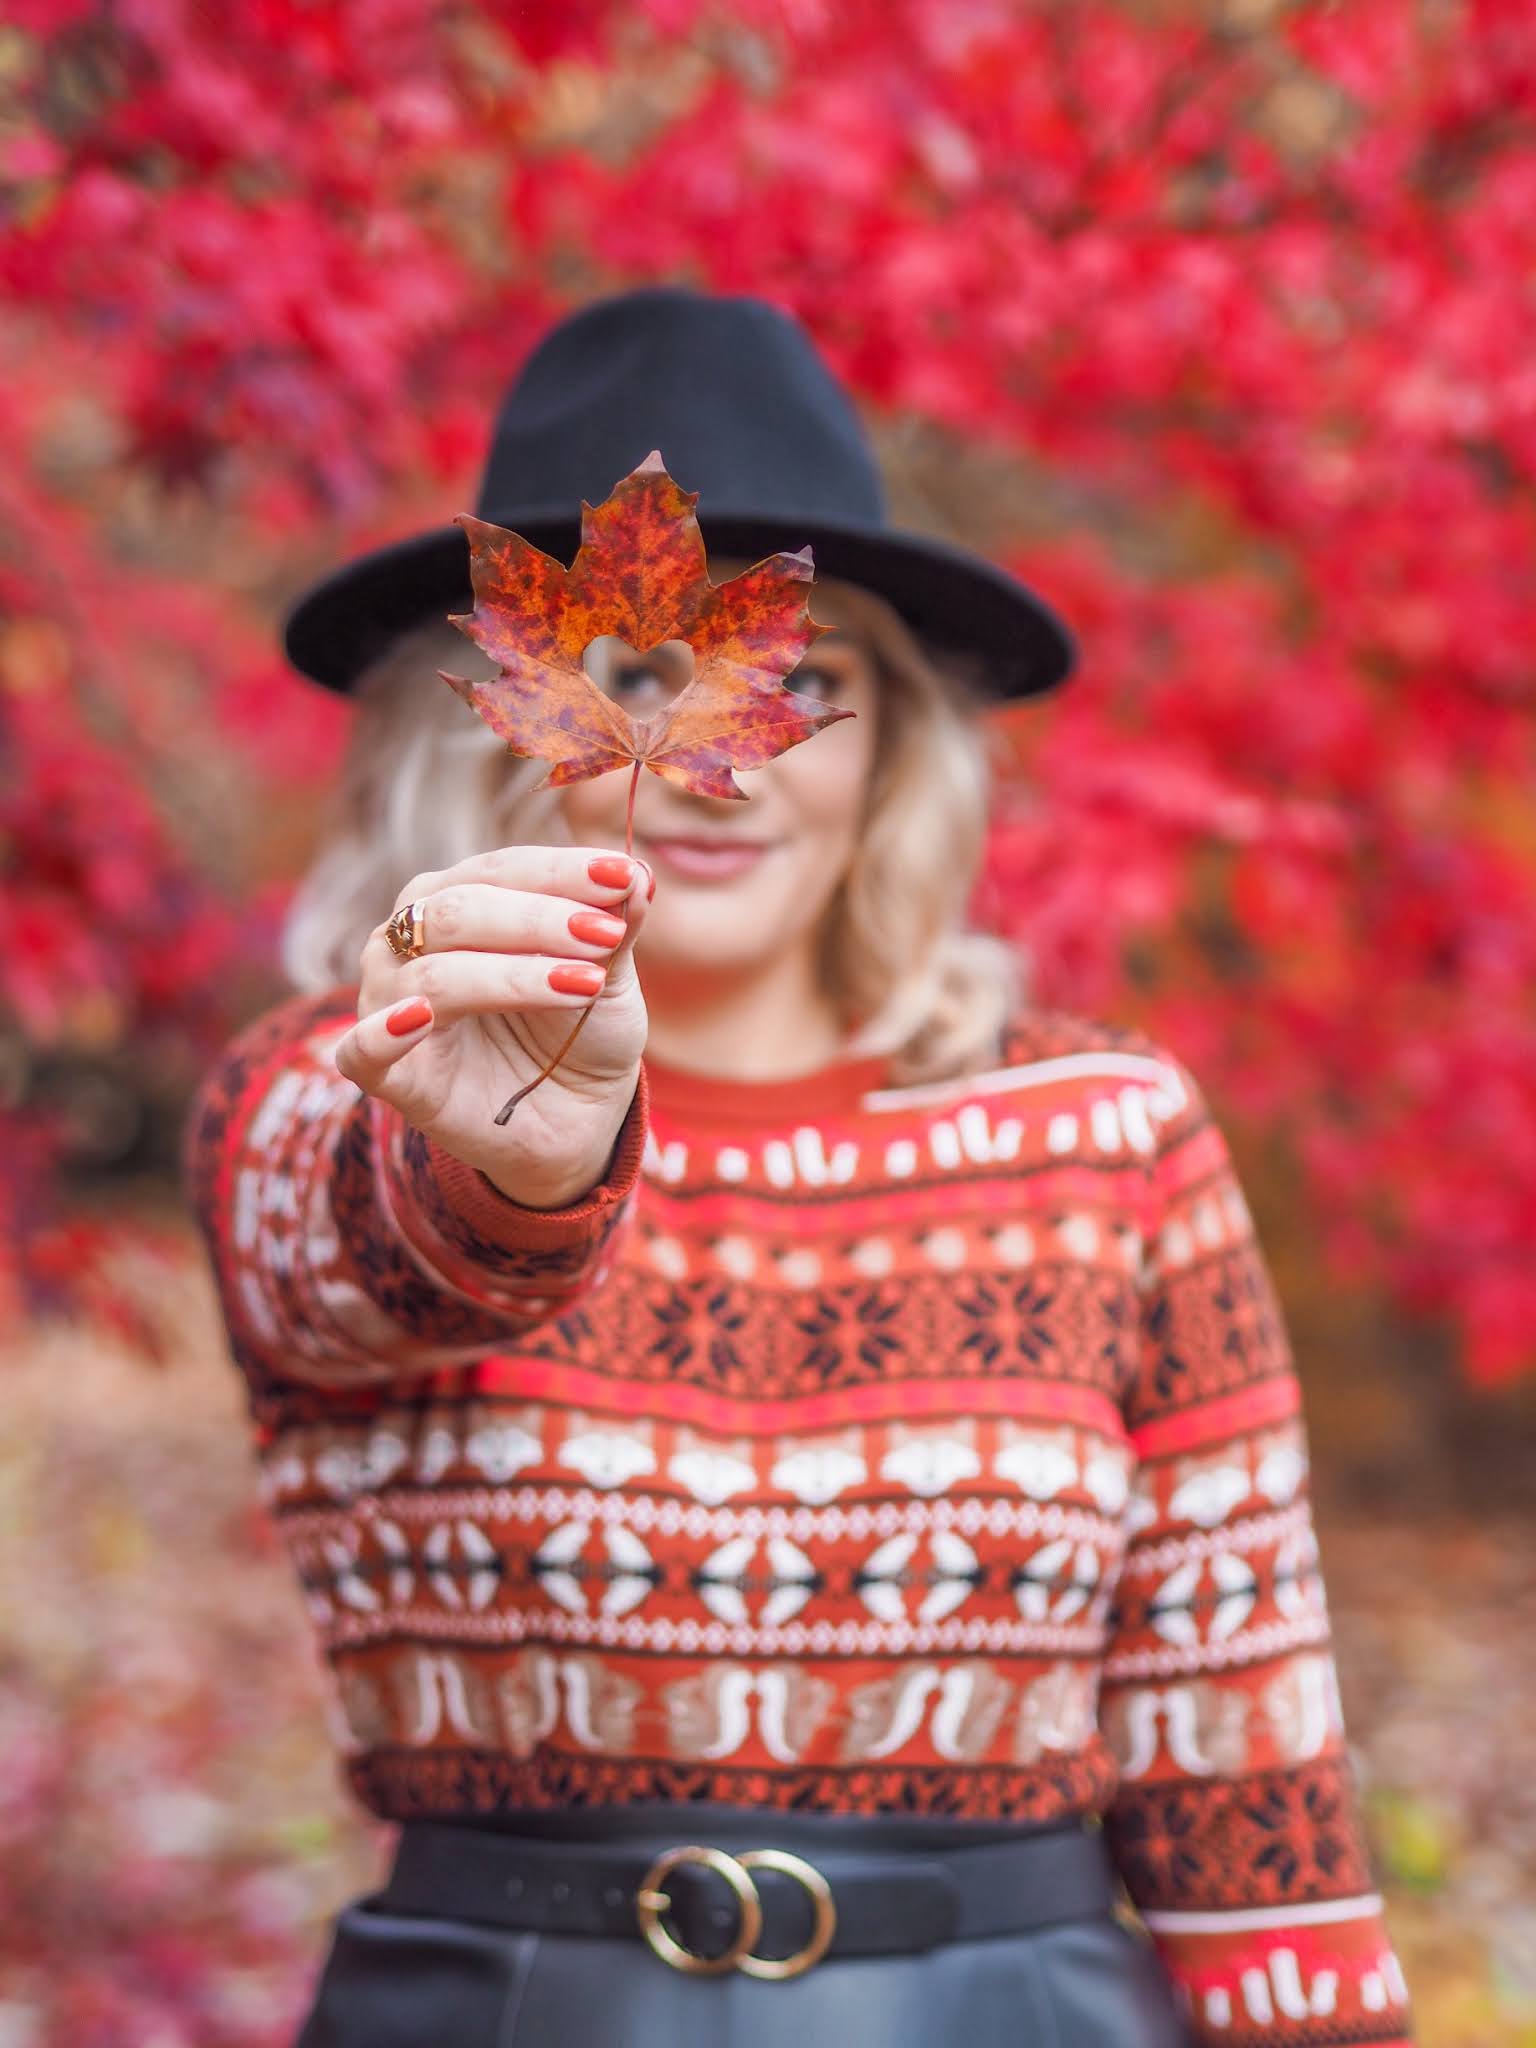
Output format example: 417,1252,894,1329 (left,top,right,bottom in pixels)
370,1815,1121,1982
